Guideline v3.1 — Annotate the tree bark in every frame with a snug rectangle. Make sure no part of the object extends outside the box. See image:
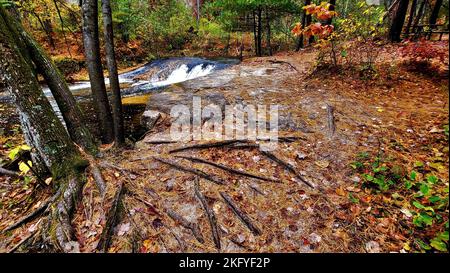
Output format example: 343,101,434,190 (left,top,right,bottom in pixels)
257,8,262,57
388,0,409,42
405,0,418,35
429,0,443,27
101,0,125,145
265,9,272,56
296,0,309,51
1,9,98,155
81,0,114,144
0,10,88,251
